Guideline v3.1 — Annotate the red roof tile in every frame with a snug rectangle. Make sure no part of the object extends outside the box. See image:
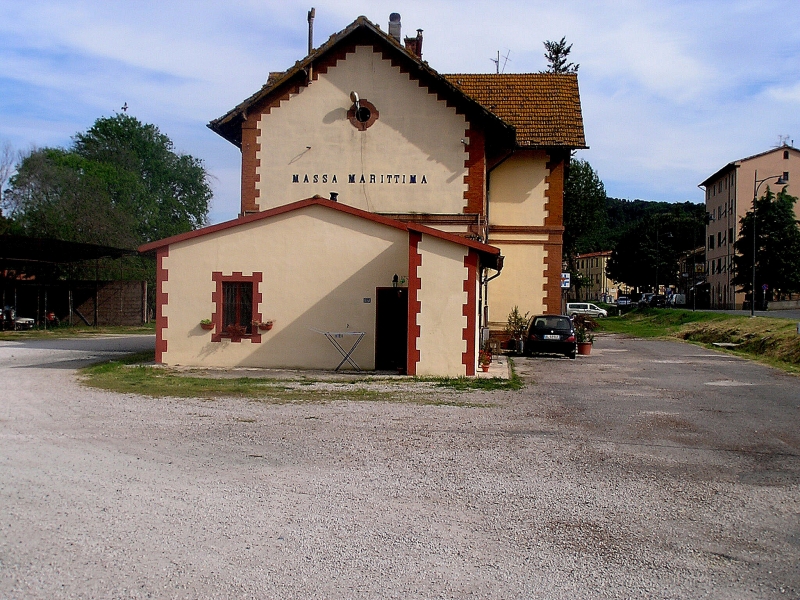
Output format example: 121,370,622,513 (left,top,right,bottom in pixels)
444,73,586,148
